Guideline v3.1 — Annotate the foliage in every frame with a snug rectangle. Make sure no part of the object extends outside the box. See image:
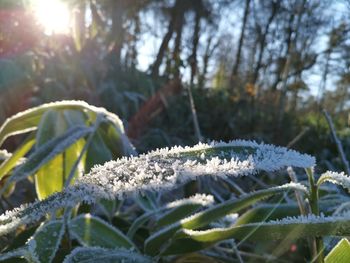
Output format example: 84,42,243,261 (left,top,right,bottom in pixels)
0,102,349,262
